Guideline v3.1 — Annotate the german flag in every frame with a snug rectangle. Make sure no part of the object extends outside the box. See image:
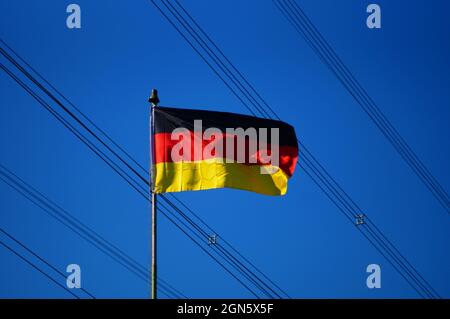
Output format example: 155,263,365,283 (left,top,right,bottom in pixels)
152,106,298,196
